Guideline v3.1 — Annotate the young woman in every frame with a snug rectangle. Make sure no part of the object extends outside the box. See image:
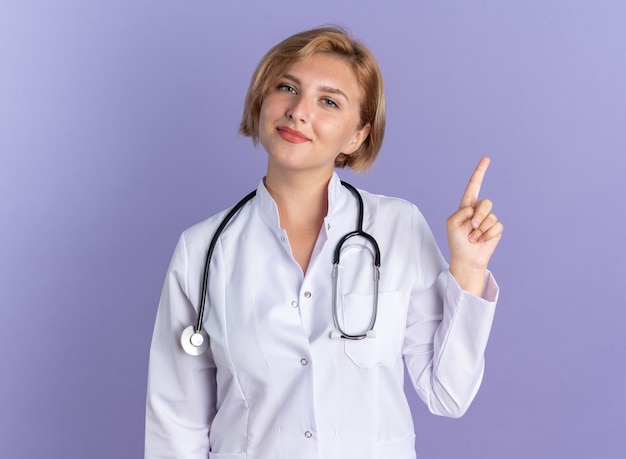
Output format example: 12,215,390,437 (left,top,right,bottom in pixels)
145,26,503,459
